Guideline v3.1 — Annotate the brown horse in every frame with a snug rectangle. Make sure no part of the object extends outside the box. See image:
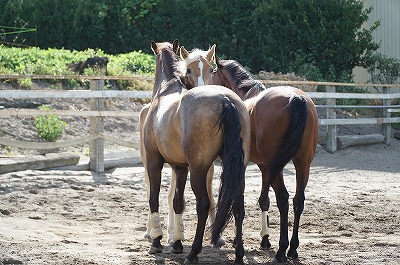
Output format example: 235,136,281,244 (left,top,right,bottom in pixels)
142,40,250,265
182,53,318,262
140,104,224,247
